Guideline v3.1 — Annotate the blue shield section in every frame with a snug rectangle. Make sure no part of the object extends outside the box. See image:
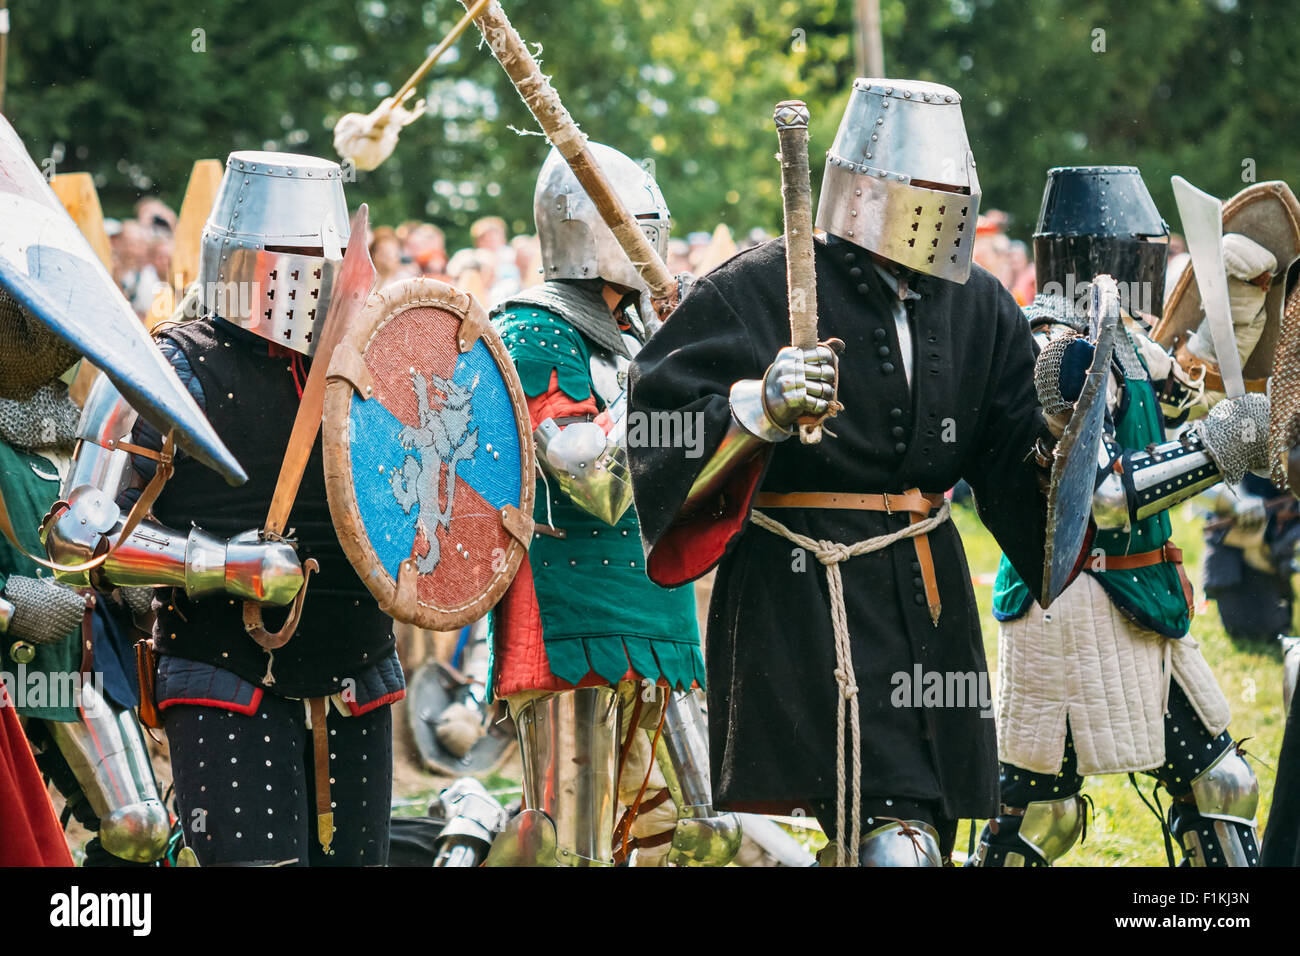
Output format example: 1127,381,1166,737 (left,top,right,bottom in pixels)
349,396,421,581
450,339,522,510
